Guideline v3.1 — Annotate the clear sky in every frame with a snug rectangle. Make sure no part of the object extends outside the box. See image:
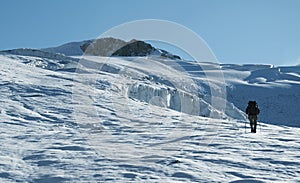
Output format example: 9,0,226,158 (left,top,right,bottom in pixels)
1,0,300,65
